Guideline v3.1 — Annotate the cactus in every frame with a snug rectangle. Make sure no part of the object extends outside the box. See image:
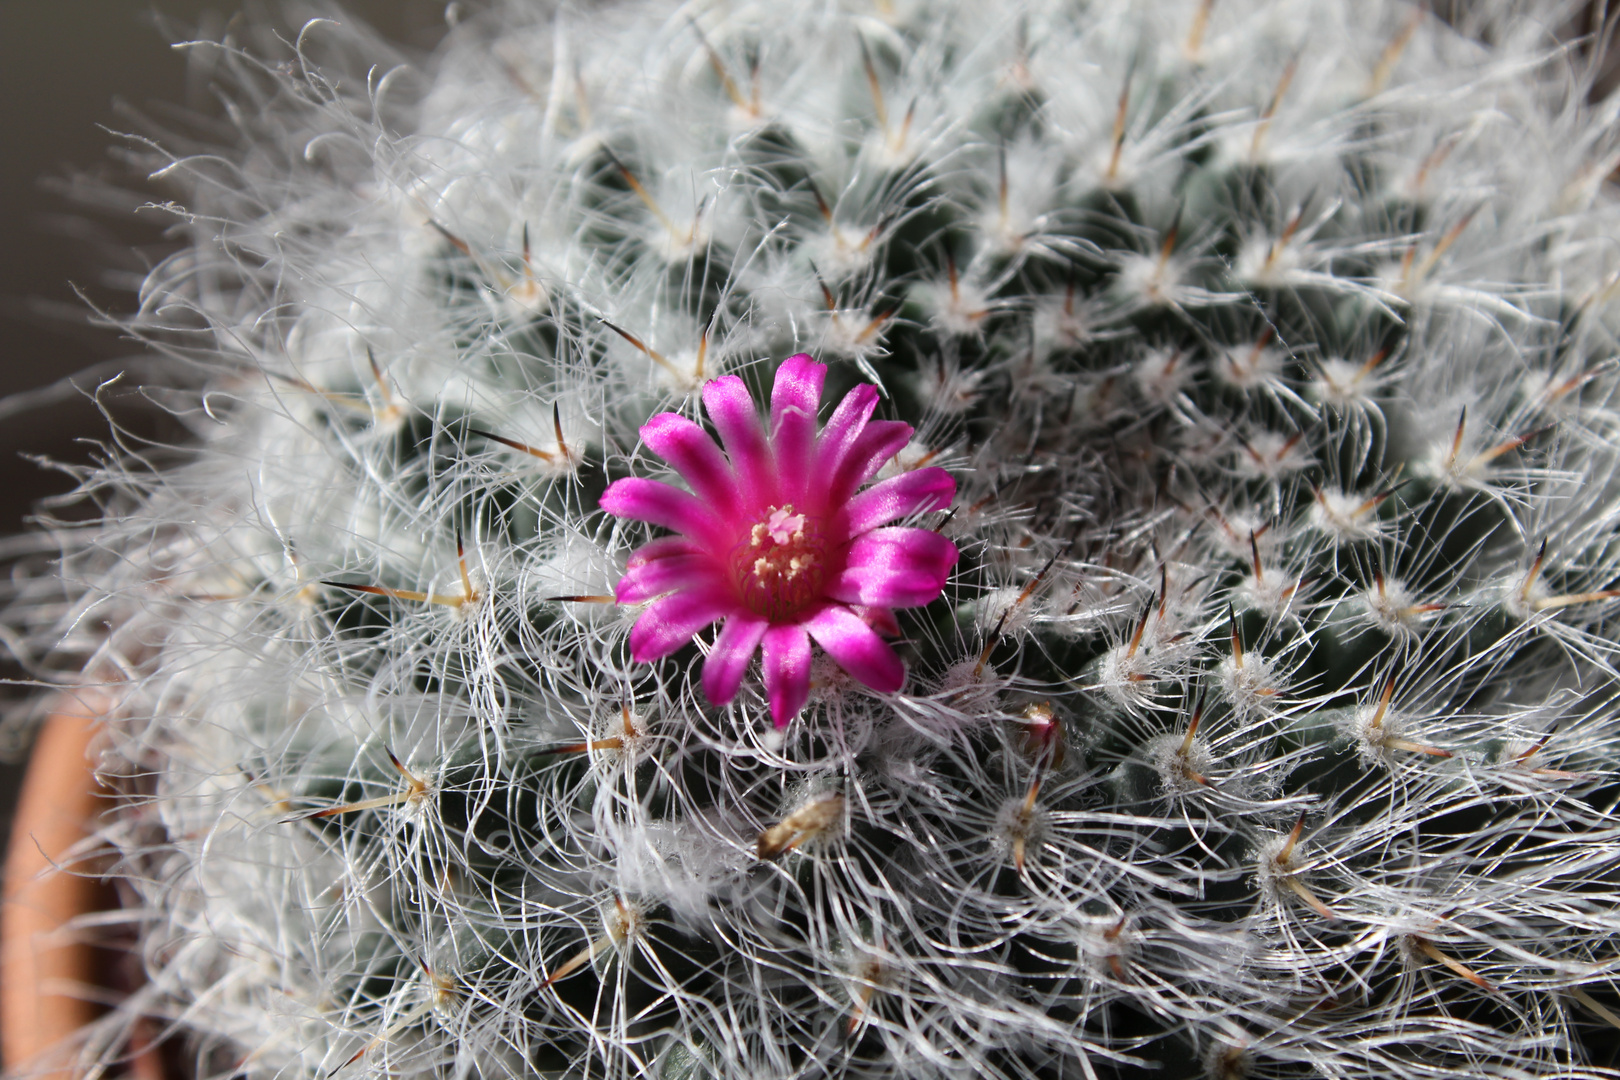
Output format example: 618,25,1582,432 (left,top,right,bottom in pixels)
15,0,1620,1077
